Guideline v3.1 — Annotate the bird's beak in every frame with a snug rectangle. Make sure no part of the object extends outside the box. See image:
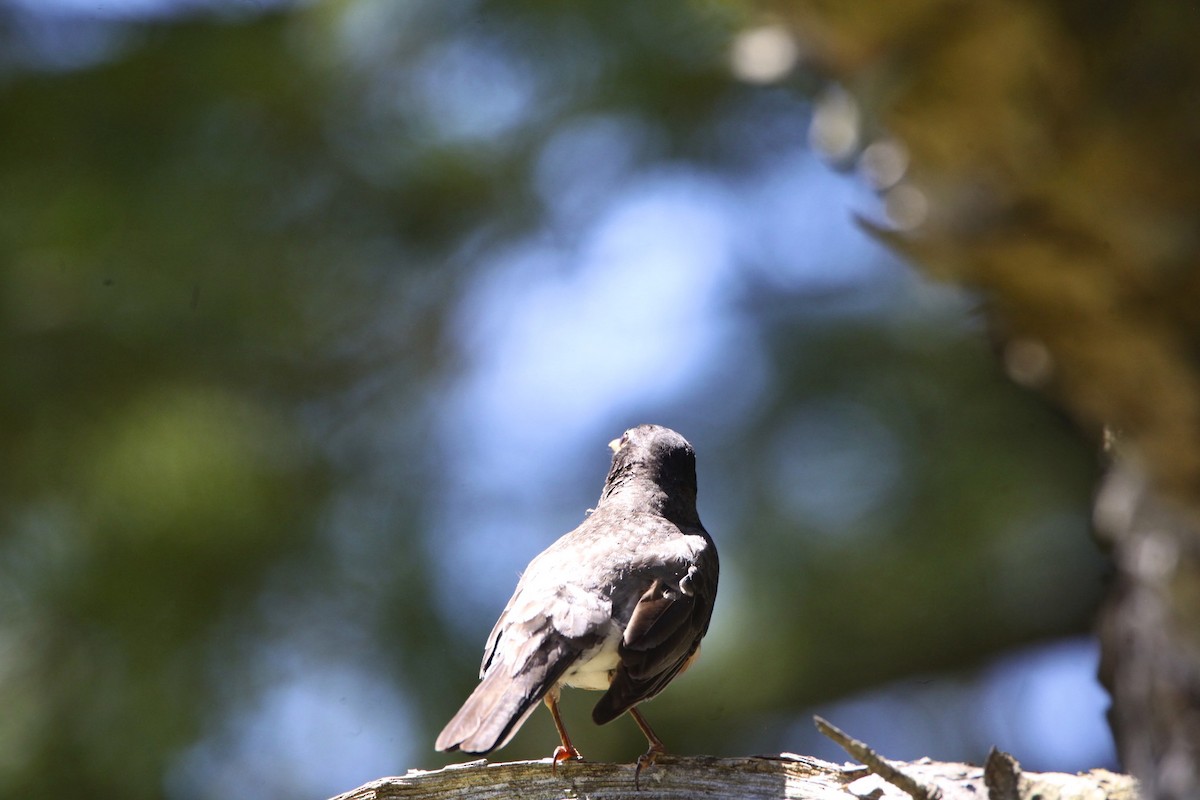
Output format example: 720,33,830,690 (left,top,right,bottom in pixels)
608,437,622,453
